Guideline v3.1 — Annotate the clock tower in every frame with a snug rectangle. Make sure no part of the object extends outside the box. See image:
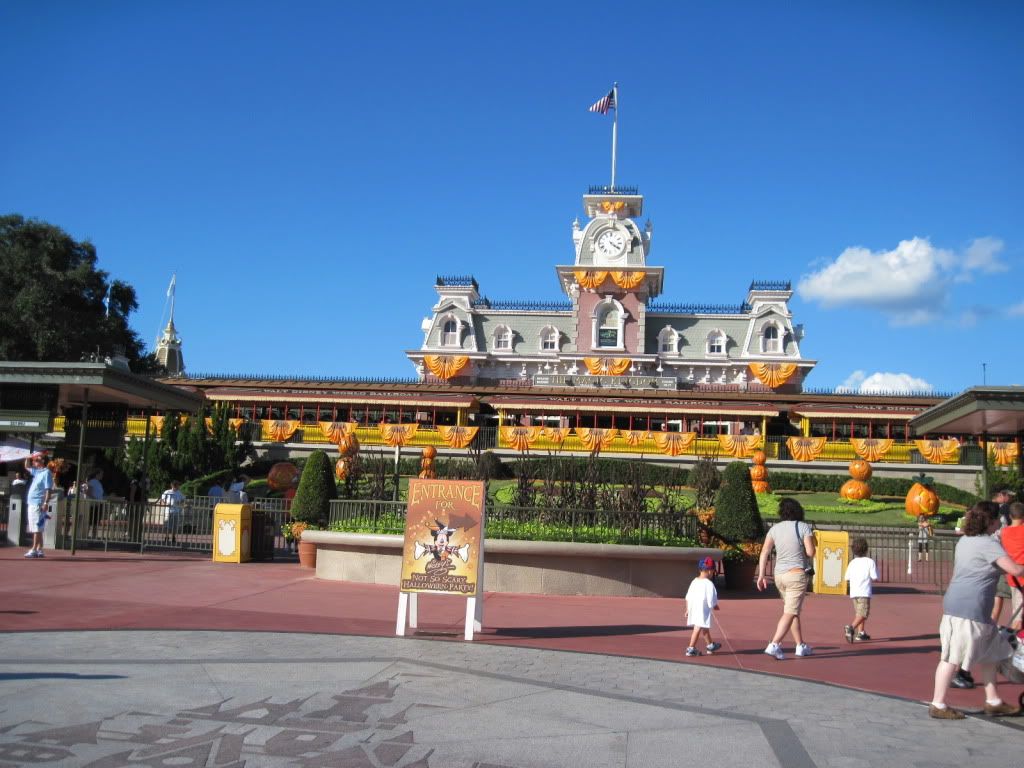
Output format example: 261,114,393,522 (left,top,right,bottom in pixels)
557,187,663,358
